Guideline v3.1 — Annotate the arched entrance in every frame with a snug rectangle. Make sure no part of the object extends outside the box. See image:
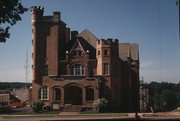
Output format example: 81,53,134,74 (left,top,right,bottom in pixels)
64,86,82,105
